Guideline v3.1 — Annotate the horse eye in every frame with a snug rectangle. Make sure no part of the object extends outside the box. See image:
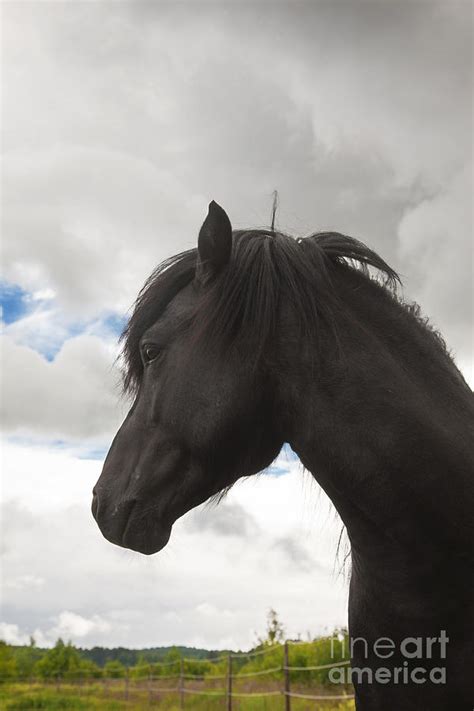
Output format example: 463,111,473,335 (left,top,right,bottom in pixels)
142,344,160,364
